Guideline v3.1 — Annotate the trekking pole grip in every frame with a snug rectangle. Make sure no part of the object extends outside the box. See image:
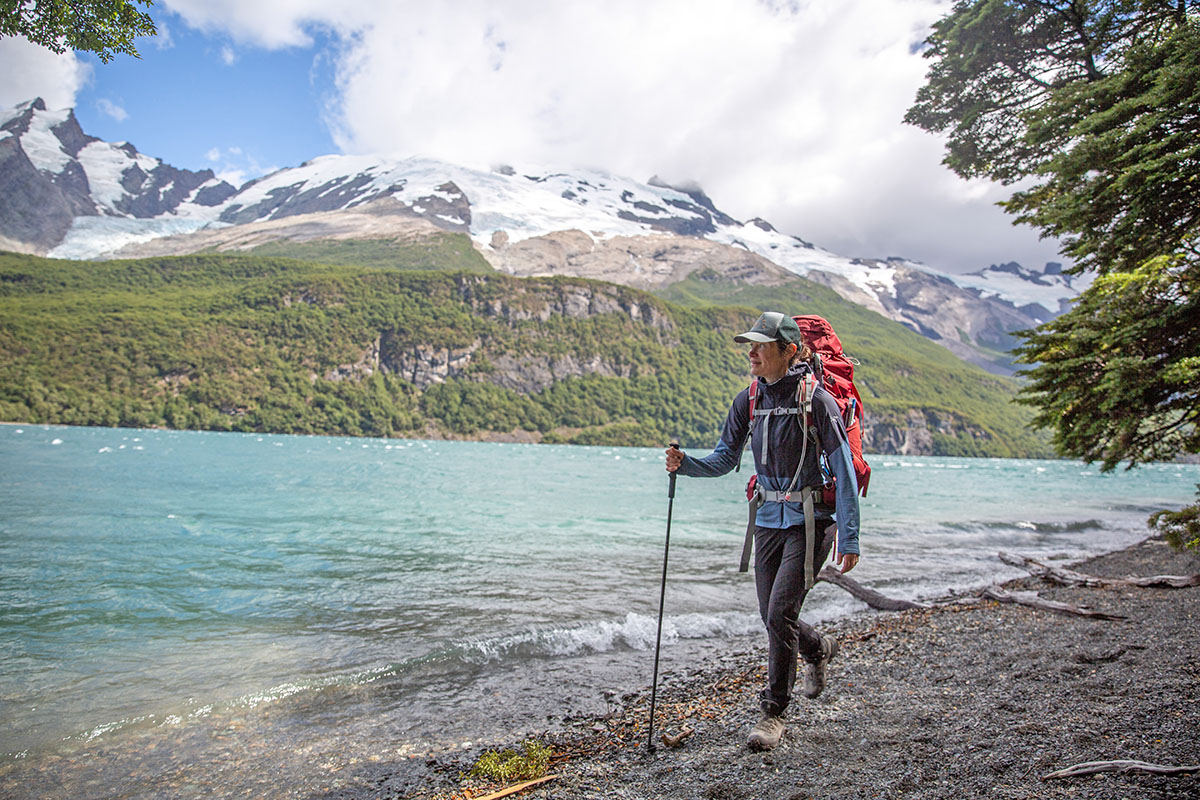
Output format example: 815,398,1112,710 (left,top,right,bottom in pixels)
667,442,679,498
